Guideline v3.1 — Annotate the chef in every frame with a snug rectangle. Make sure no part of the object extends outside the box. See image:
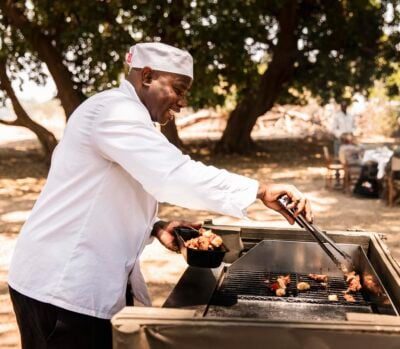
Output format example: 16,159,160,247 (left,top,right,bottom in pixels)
8,42,313,349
